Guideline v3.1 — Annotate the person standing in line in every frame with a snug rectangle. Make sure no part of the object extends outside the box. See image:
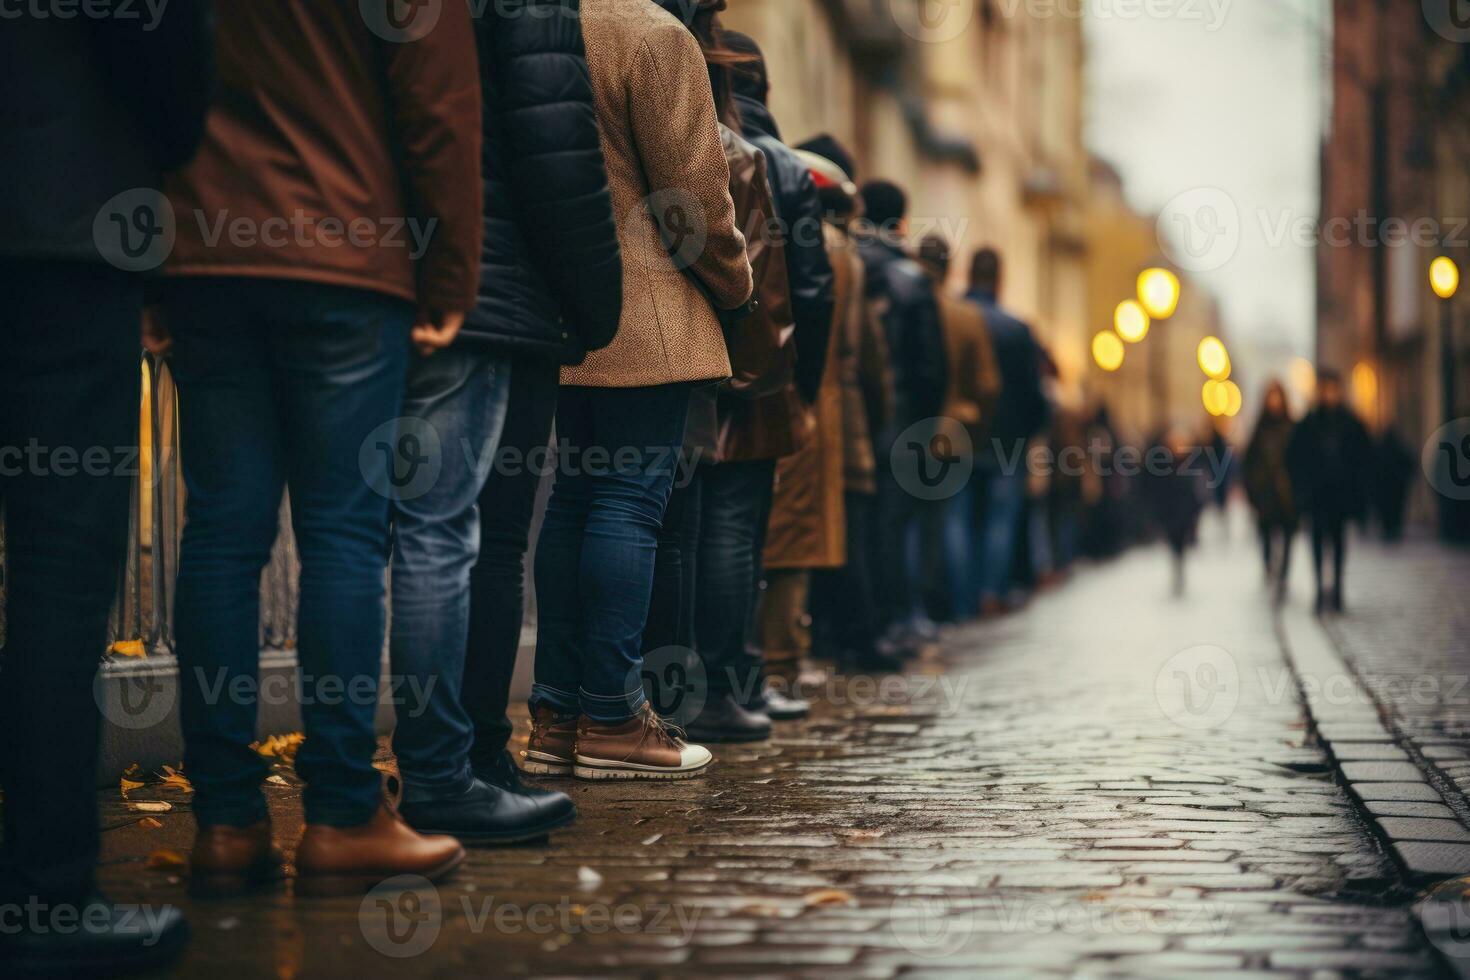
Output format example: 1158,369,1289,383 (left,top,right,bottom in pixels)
160,1,480,894
915,234,1001,623
0,6,211,970
856,180,949,654
1148,429,1208,597
1372,426,1416,542
1287,370,1373,613
797,137,901,674
390,0,622,844
523,0,752,781
965,248,1049,617
1243,380,1298,602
